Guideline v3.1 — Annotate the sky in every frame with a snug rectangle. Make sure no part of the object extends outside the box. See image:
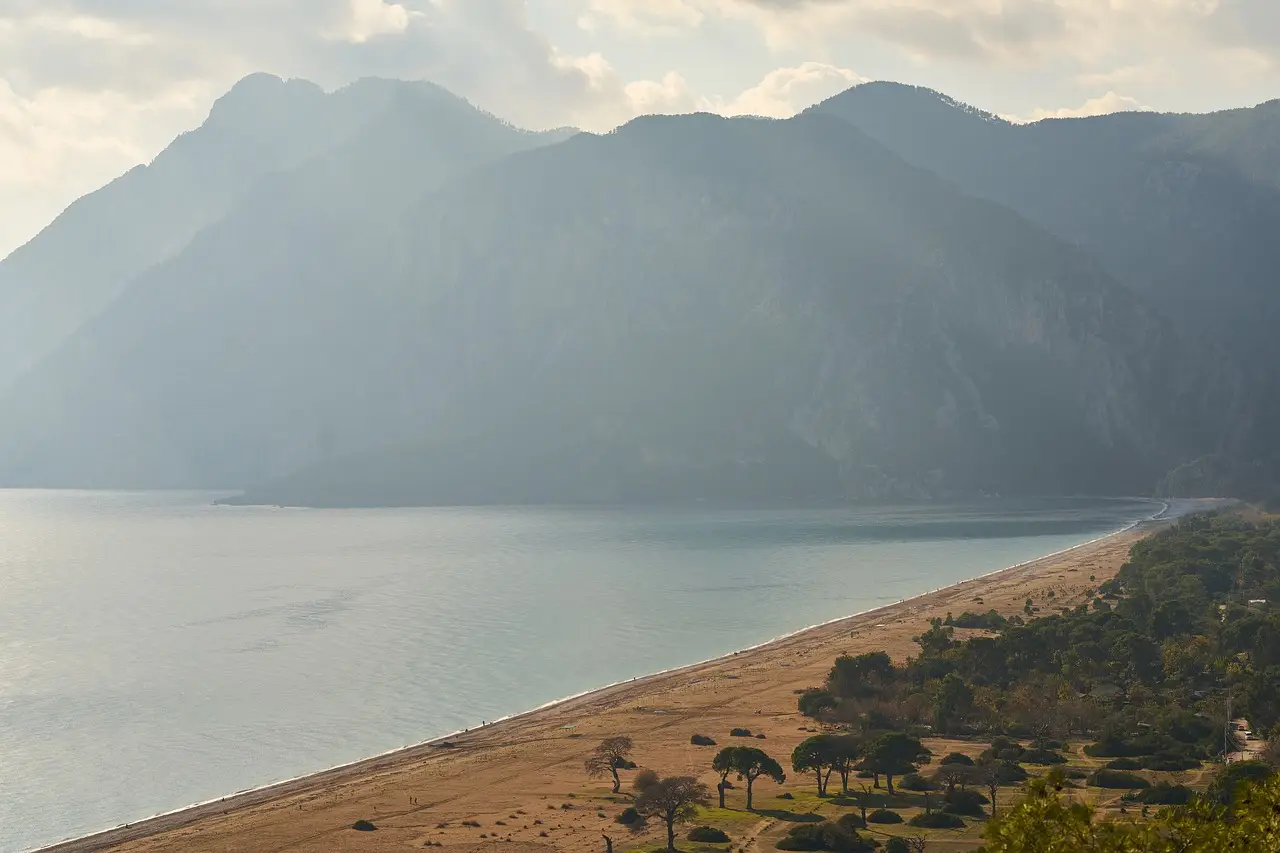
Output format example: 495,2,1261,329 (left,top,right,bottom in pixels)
2,0,1279,258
